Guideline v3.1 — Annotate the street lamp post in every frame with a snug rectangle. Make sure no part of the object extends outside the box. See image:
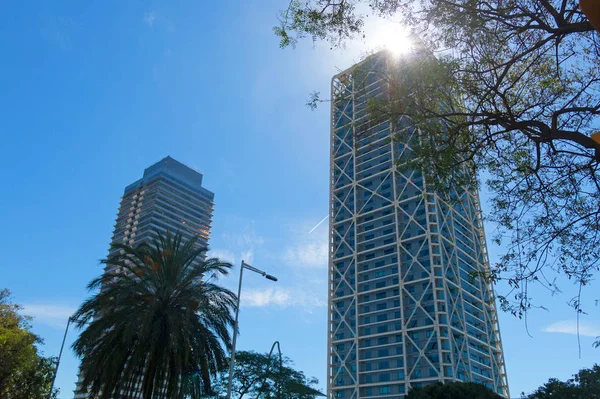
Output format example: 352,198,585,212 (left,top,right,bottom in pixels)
260,341,283,399
47,316,75,399
259,340,326,399
226,260,277,399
